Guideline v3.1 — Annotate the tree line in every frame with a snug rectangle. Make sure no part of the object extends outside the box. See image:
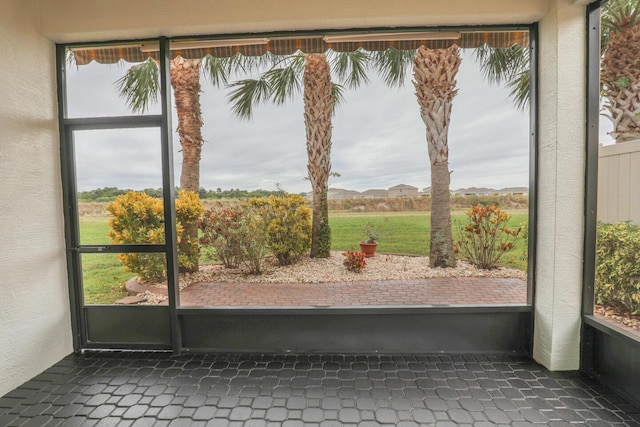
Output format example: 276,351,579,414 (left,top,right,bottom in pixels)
78,186,298,202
